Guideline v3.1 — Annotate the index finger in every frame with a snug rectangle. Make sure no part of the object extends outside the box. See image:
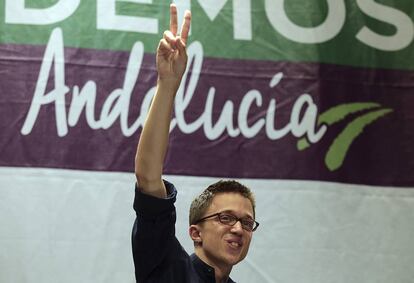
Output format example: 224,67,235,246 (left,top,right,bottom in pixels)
170,3,178,36
179,10,191,45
